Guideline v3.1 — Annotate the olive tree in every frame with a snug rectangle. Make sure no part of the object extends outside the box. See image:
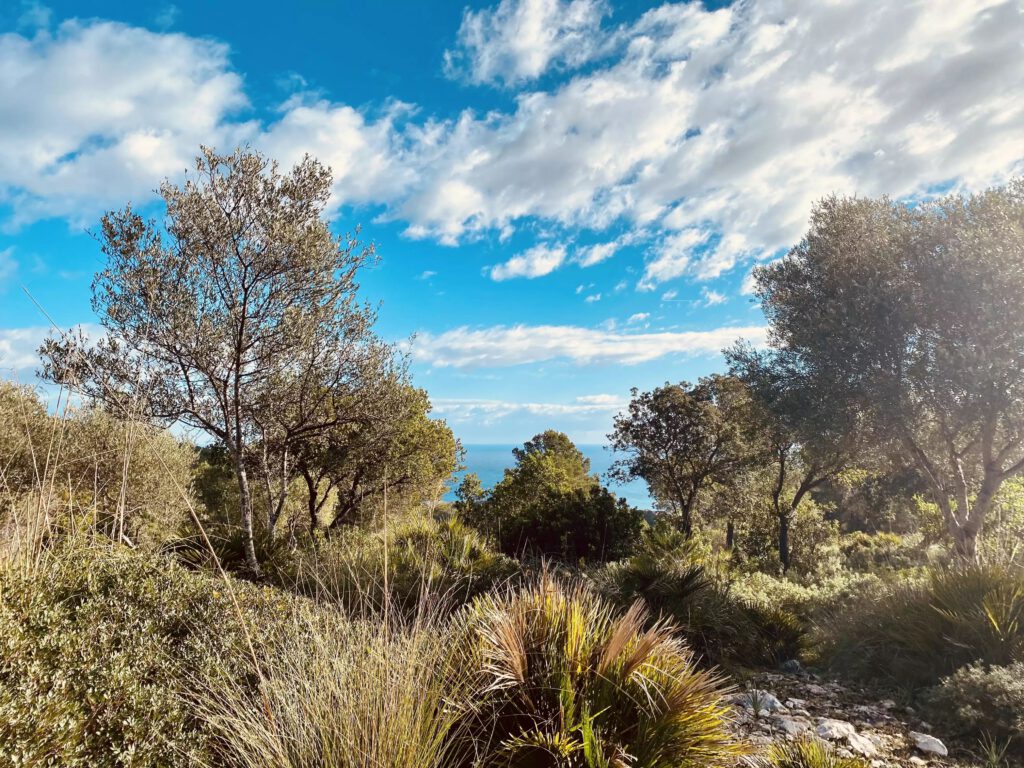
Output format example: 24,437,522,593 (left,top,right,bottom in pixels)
41,147,382,574
755,182,1024,559
728,345,858,570
608,375,750,538
294,381,460,532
